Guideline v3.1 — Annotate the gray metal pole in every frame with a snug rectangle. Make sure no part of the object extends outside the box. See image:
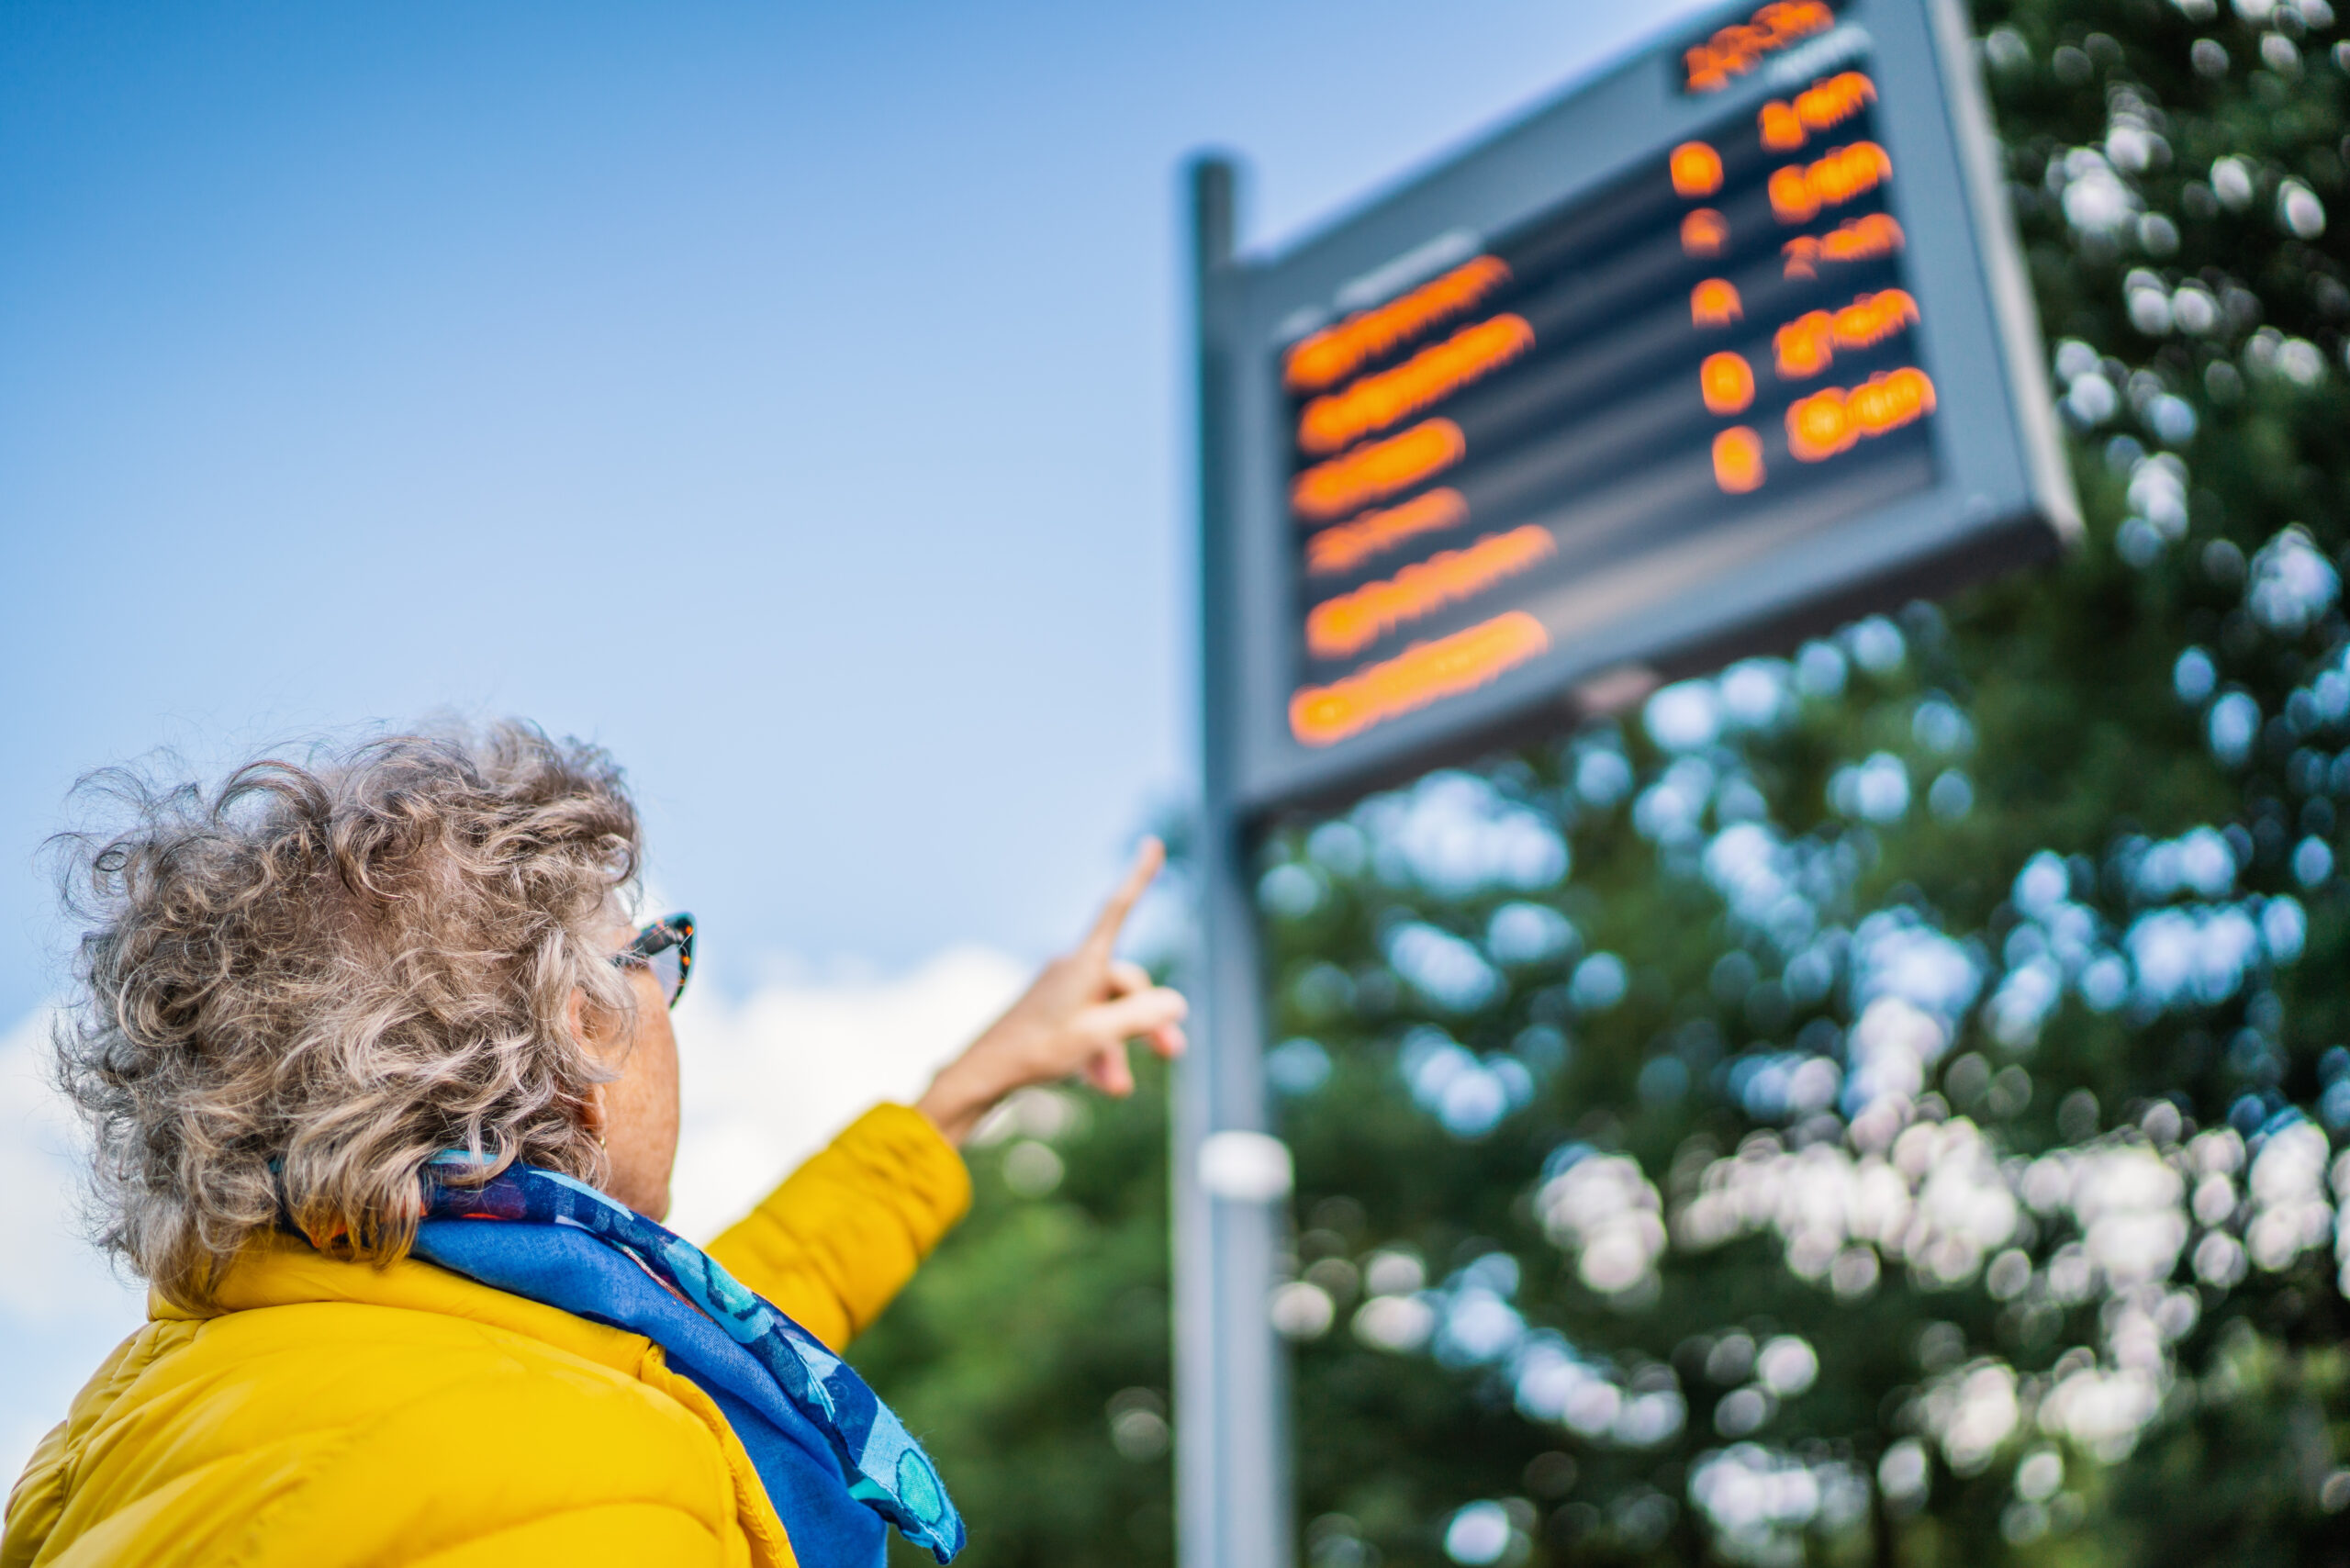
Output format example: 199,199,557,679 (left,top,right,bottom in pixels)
1176,153,1293,1568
